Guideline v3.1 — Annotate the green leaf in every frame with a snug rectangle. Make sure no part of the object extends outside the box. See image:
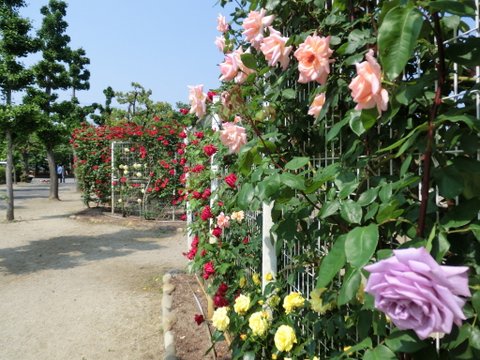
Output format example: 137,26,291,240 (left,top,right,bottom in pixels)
348,110,365,136
472,291,480,314
282,88,296,99
319,200,340,219
445,38,480,67
340,200,362,224
385,330,427,353
345,224,379,268
378,5,424,80
256,173,281,200
240,53,257,70
316,235,346,288
342,337,373,355
379,183,393,203
358,188,379,206
468,325,480,350
285,157,310,170
237,183,255,210
441,199,480,229
364,345,397,360
338,268,361,305
280,172,306,191
433,165,464,199
428,0,476,17
326,117,348,142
